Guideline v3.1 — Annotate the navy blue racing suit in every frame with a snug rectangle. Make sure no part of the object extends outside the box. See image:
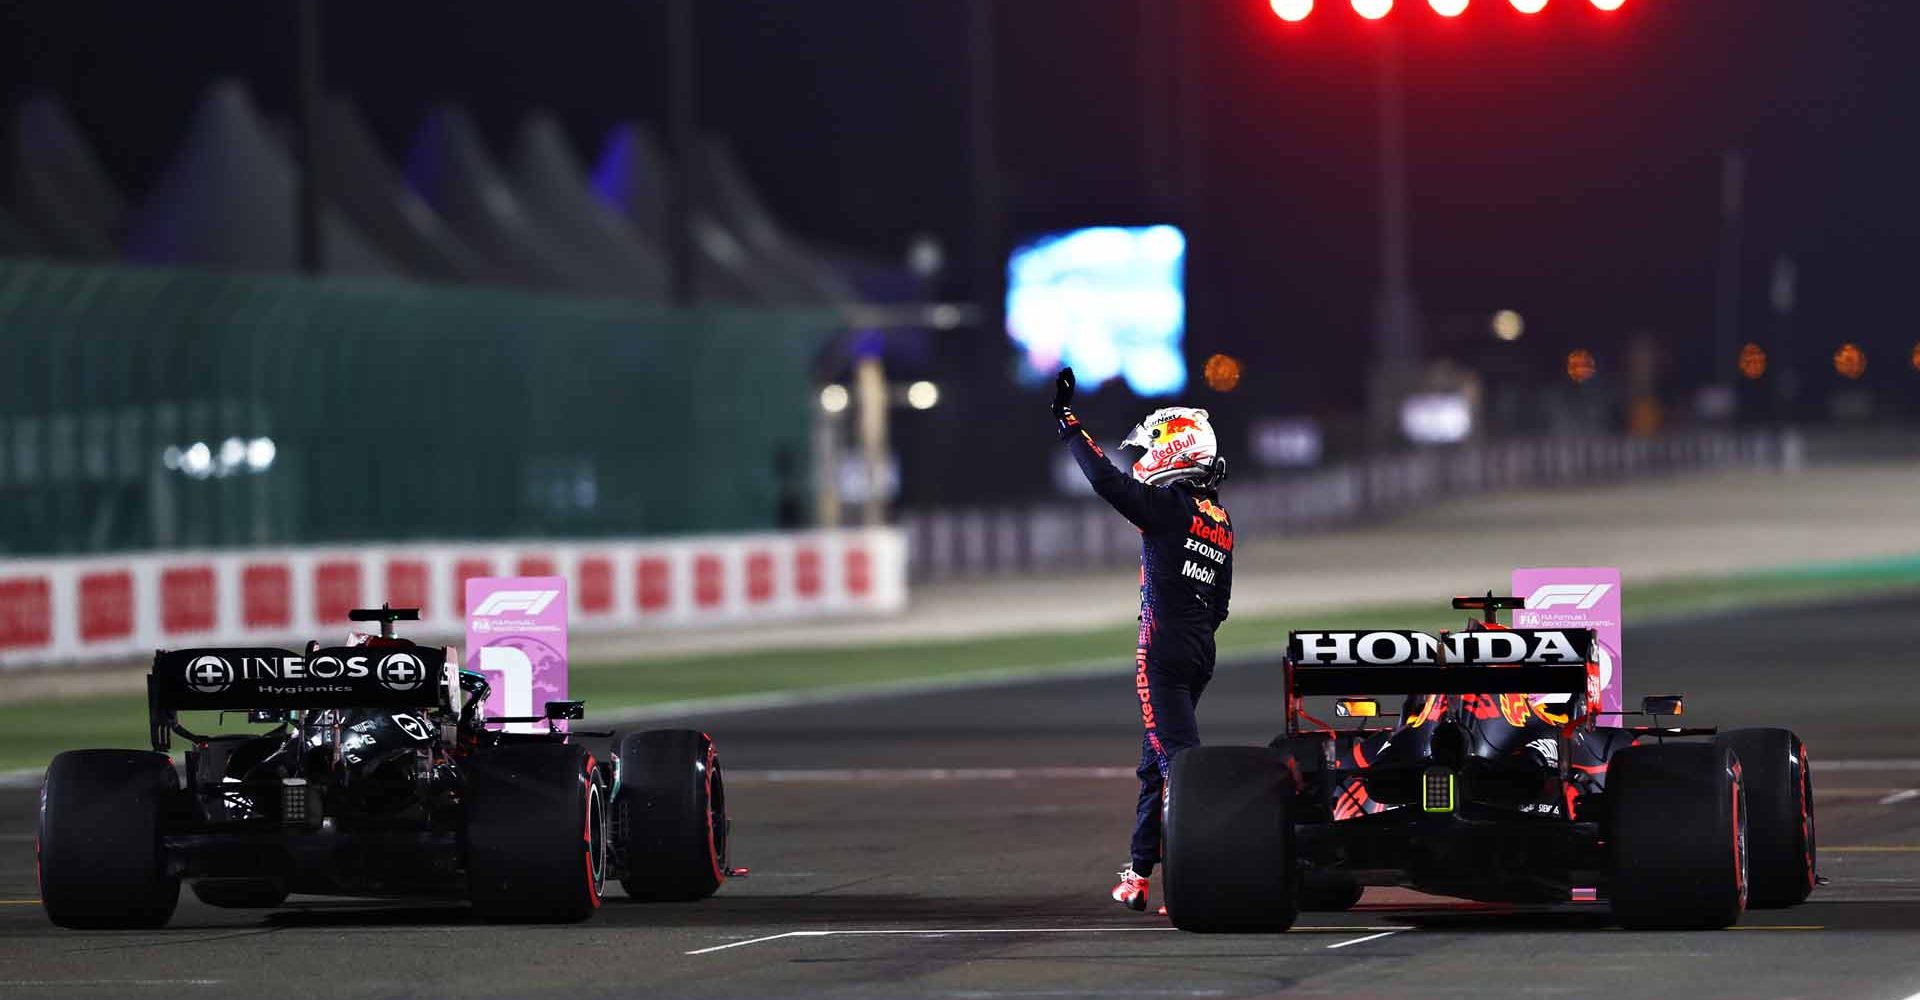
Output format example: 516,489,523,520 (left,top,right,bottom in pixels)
1061,417,1234,876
